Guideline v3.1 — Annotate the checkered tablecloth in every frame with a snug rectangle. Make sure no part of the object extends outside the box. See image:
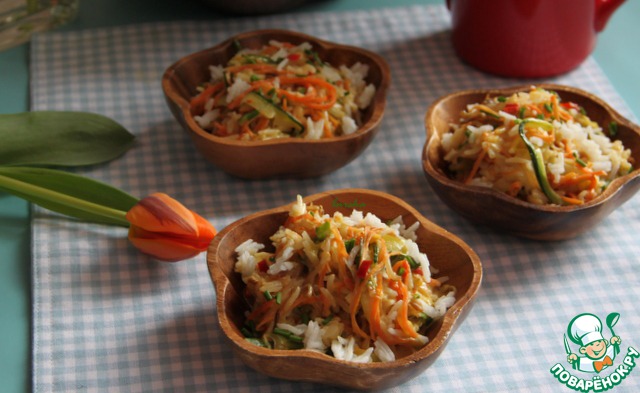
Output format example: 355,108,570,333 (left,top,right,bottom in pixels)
30,4,640,392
